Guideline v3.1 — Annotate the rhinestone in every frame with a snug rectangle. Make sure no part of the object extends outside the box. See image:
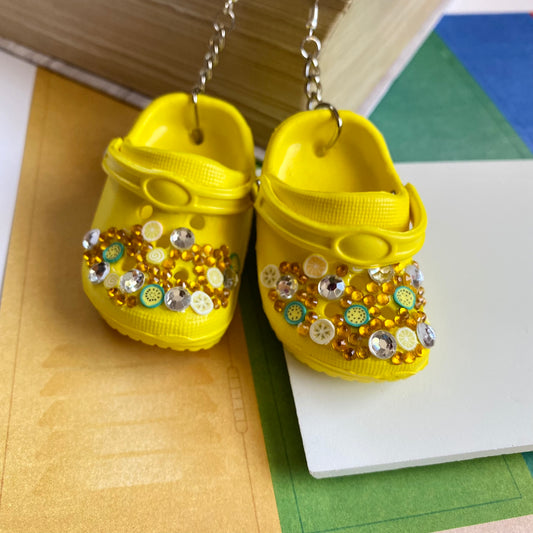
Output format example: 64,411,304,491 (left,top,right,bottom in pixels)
318,275,345,300
277,275,298,299
368,330,397,360
88,262,110,284
170,227,195,250
164,286,191,312
119,269,145,293
82,229,100,250
368,265,395,284
406,263,424,288
223,268,239,289
417,322,436,348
